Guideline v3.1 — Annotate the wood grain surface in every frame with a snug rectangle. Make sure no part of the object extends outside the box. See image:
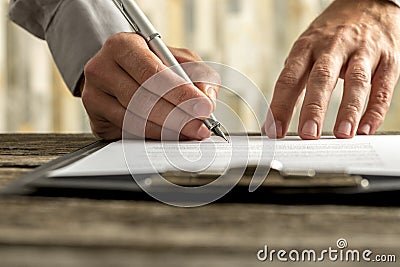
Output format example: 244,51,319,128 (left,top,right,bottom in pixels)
0,134,399,267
